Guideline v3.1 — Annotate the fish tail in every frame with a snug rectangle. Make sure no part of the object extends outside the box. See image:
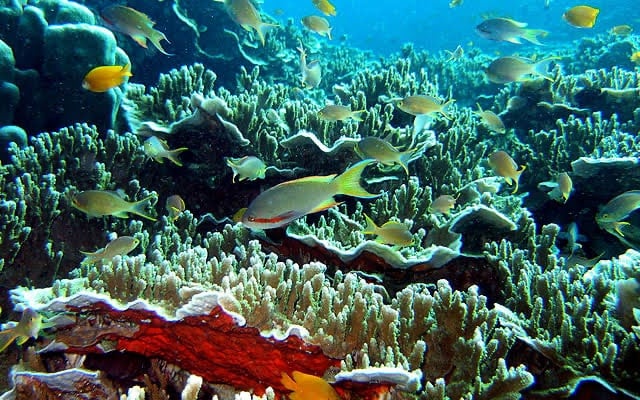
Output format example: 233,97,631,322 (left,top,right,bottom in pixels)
512,165,527,194
150,31,173,56
351,110,366,121
362,213,378,235
280,372,297,391
129,194,158,221
333,160,379,198
533,57,558,81
521,29,548,45
256,22,278,46
0,330,18,353
121,63,133,77
439,98,455,120
398,146,424,175
166,147,189,167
